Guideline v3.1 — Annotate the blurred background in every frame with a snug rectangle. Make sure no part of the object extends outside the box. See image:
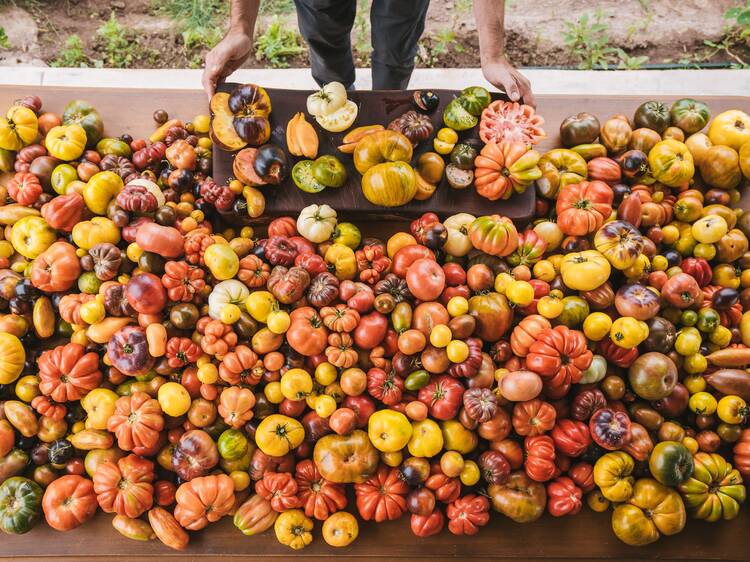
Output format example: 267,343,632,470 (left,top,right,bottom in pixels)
0,0,748,71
